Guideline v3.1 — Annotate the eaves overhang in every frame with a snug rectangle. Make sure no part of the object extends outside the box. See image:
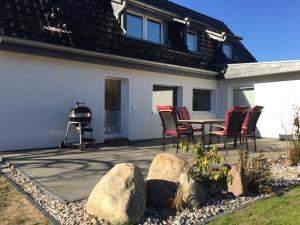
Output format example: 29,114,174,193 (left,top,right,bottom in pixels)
0,36,219,79
225,61,300,79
